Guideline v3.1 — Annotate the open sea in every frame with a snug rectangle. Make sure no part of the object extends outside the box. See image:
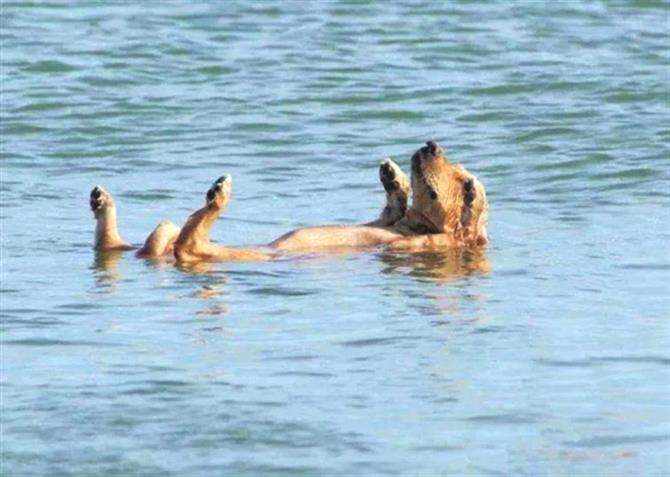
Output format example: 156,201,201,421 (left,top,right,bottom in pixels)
1,1,669,476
